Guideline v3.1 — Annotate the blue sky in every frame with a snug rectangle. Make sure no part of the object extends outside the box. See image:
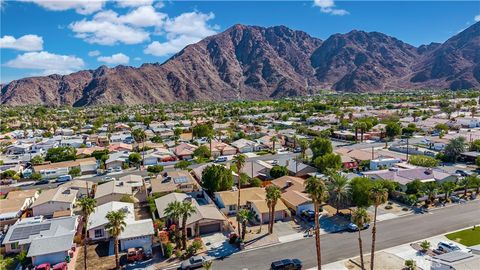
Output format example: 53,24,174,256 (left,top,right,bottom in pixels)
1,0,479,83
